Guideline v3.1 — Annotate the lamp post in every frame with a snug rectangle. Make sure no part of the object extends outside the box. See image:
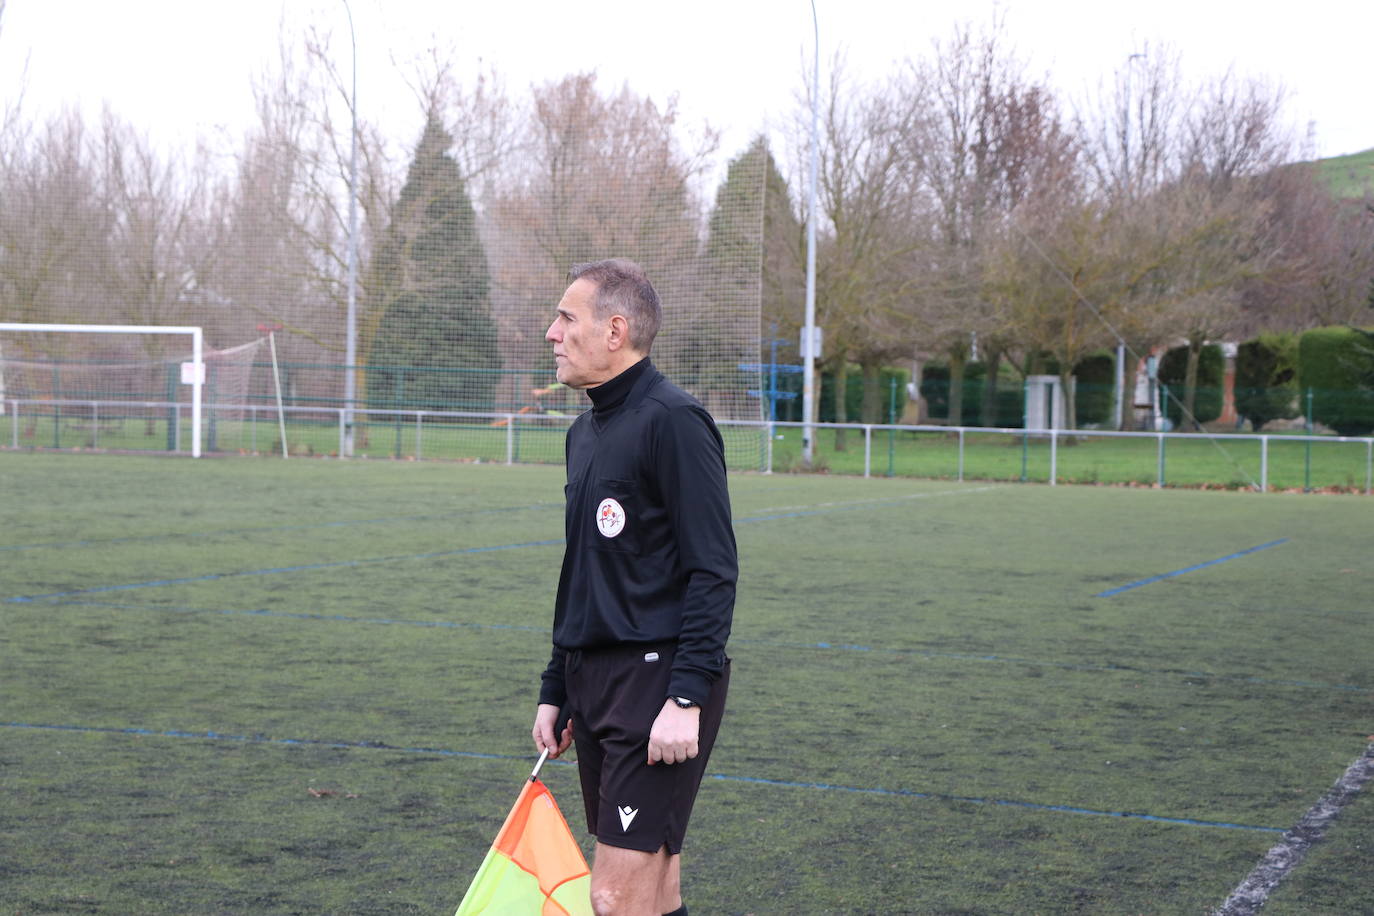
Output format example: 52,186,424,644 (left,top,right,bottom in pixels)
341,0,360,456
802,0,820,467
